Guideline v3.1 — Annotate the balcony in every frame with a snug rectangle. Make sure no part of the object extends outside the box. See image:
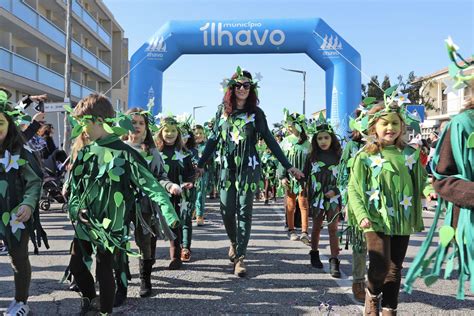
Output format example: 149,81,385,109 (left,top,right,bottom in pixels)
0,0,111,78
0,46,95,99
69,0,111,45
